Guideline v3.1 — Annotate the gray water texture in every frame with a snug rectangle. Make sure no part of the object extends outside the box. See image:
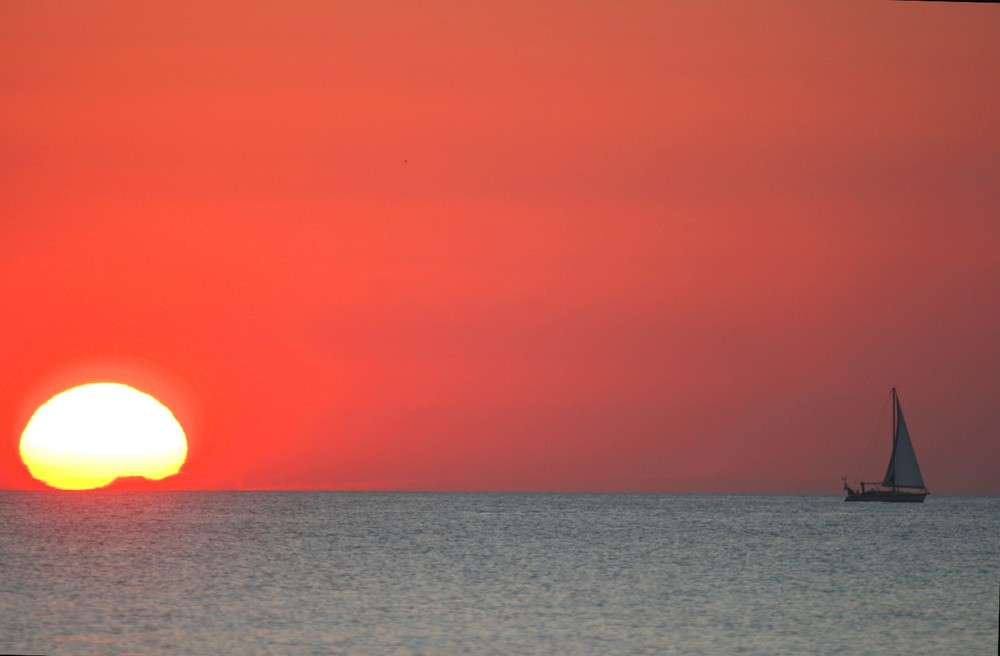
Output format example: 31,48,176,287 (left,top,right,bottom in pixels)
1,492,997,655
